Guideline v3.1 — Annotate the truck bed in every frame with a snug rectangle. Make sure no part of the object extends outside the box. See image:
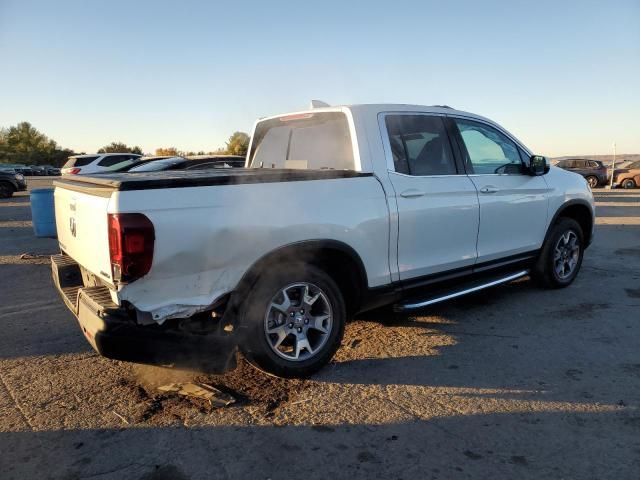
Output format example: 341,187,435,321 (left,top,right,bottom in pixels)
53,168,372,193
